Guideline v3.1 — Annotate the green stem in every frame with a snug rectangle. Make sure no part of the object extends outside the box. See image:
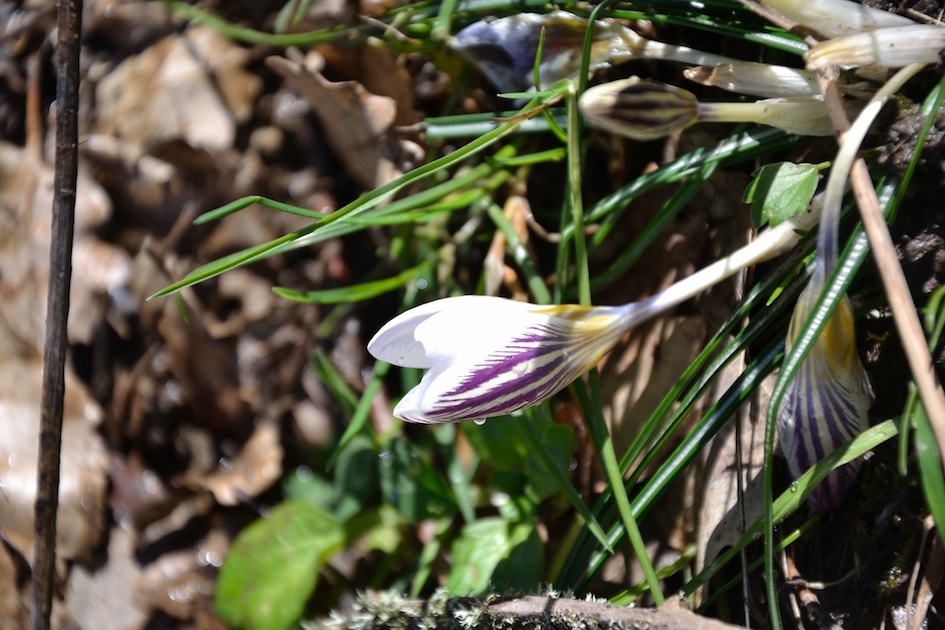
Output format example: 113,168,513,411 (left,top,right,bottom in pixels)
566,85,591,306
582,372,665,604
